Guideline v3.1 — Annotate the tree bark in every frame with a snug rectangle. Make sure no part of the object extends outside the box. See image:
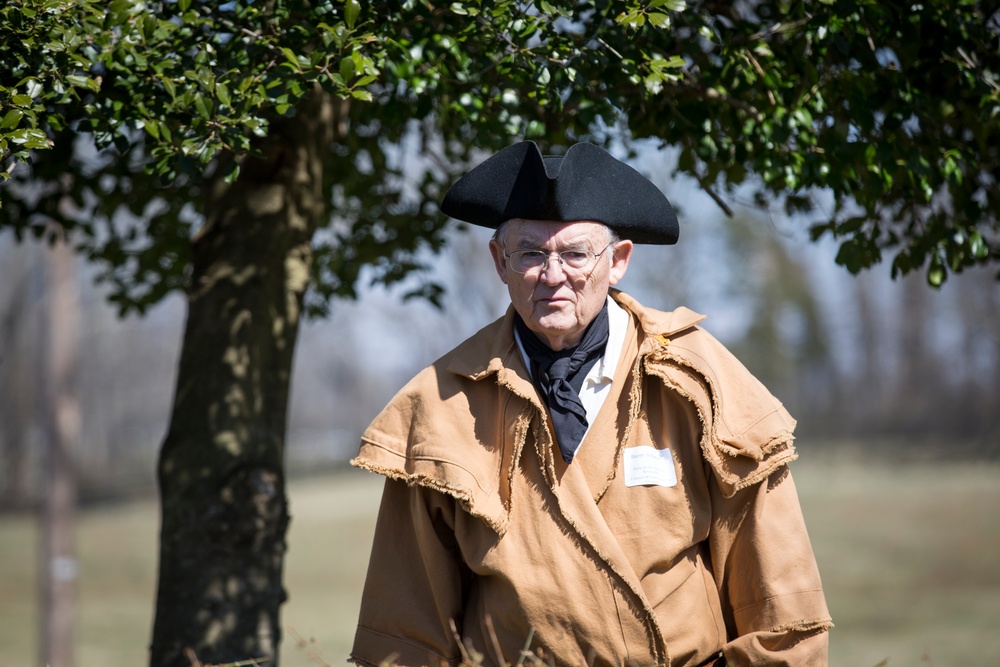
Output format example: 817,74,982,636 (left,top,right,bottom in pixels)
150,91,338,667
0,250,40,510
40,239,81,667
